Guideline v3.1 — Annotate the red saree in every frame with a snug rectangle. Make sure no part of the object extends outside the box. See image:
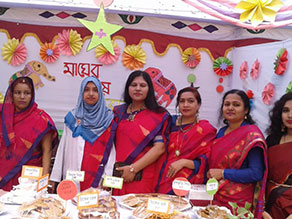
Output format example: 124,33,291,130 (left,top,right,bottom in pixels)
0,86,57,191
209,125,267,219
112,104,170,195
157,119,216,194
266,142,292,219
